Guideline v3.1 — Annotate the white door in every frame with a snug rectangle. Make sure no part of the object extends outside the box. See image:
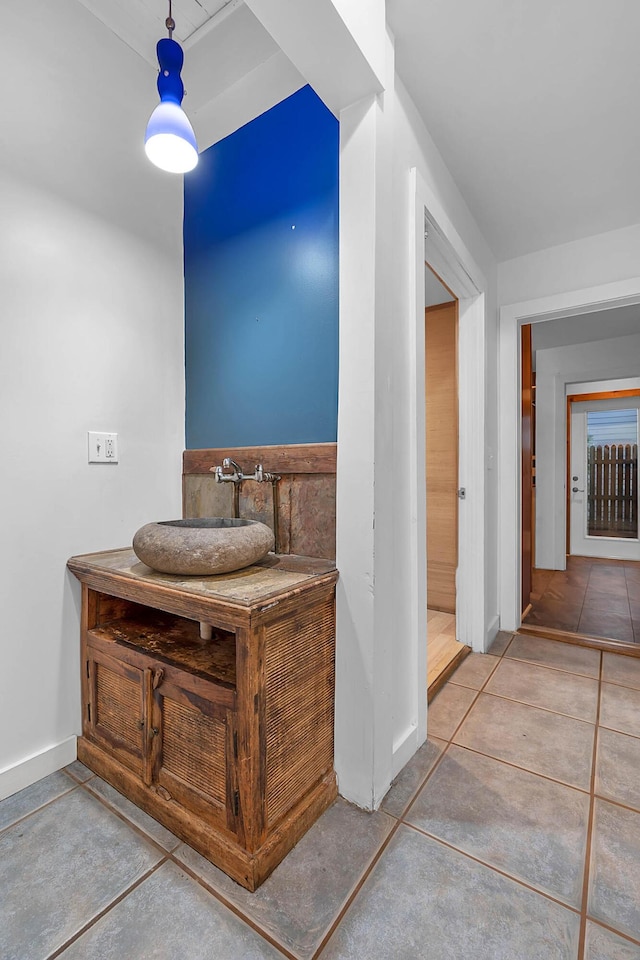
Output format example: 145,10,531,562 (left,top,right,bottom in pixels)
570,398,640,560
